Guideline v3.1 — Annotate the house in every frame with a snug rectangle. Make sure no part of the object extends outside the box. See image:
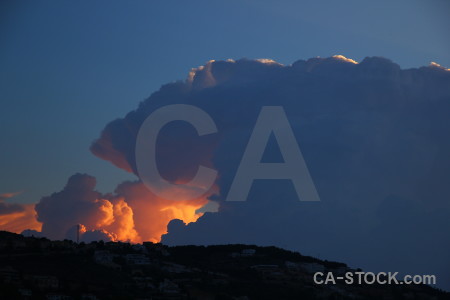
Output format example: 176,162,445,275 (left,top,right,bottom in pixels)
27,275,59,290
132,276,156,289
93,250,121,269
329,266,348,275
162,262,192,273
81,294,99,300
285,261,300,269
46,293,71,300
159,278,180,294
299,262,325,274
231,248,256,258
18,288,32,299
132,244,148,253
250,264,279,272
94,250,114,264
241,249,256,257
0,266,21,284
12,239,27,249
125,253,151,265
148,243,170,256
251,264,285,279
